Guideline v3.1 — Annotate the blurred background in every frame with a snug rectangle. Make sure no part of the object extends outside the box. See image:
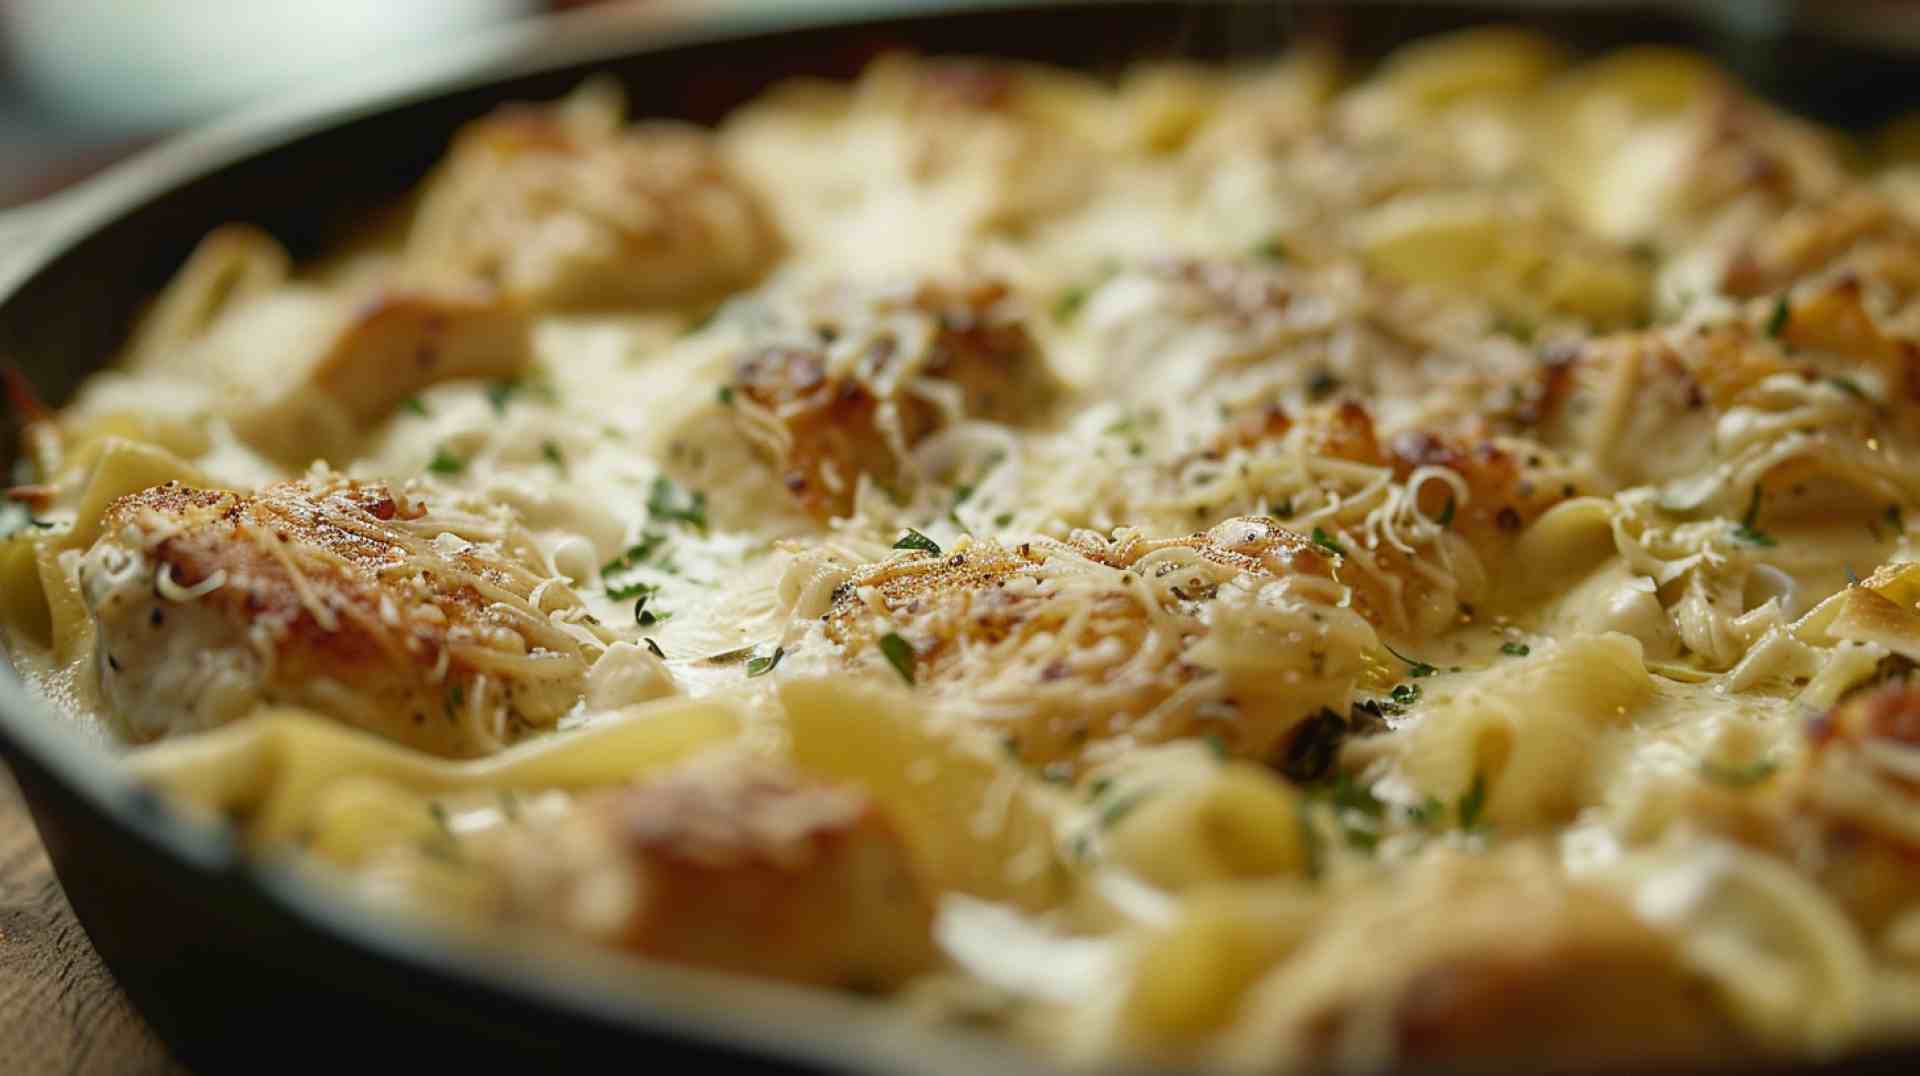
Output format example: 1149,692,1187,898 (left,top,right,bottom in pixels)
1,0,1918,211
0,0,789,208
